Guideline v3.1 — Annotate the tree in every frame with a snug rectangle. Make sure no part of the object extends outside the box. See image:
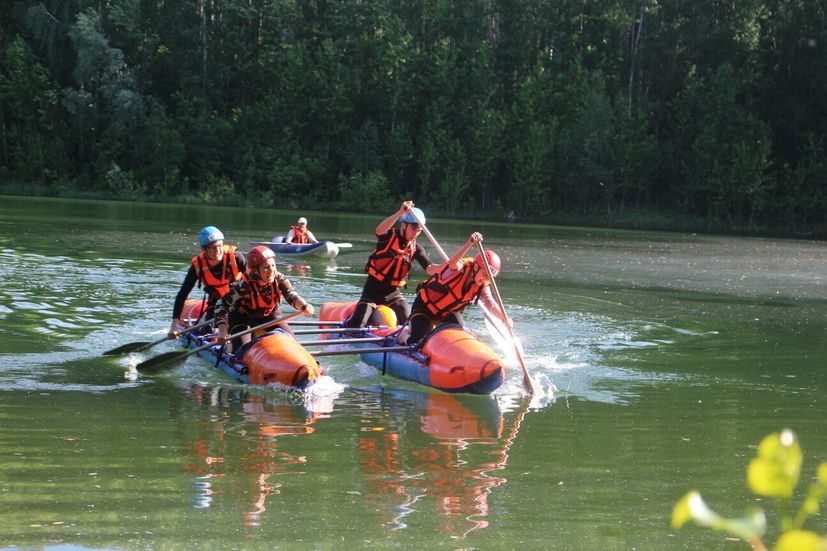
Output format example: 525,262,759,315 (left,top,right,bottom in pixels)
0,35,64,184
667,64,771,228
